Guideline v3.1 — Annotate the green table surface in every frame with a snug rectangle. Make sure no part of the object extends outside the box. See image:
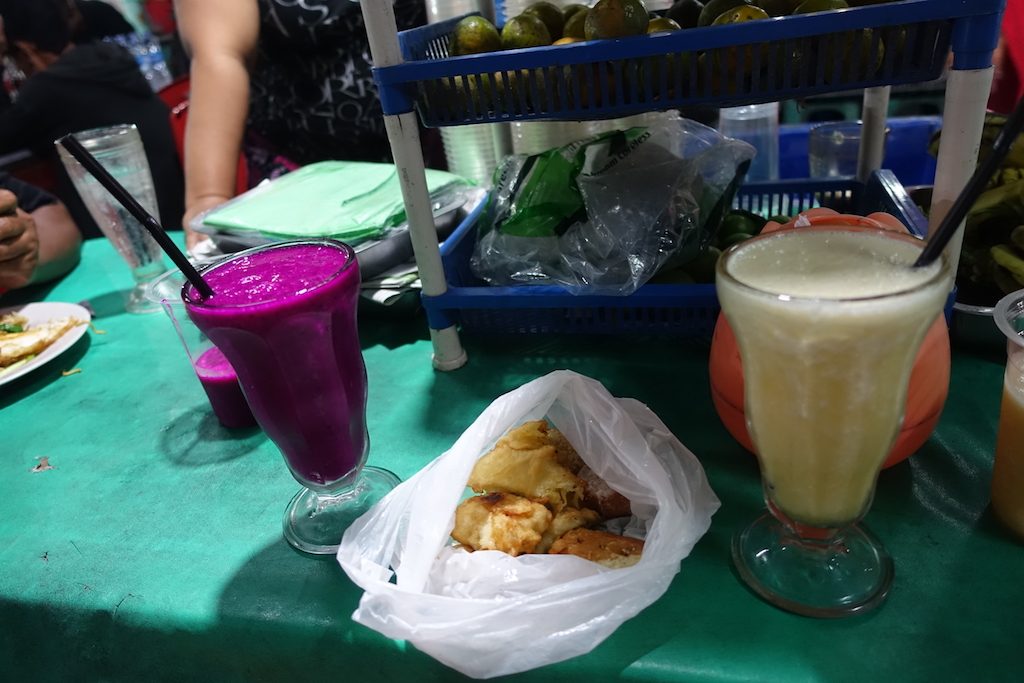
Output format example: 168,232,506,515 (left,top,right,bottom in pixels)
1,238,1021,682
